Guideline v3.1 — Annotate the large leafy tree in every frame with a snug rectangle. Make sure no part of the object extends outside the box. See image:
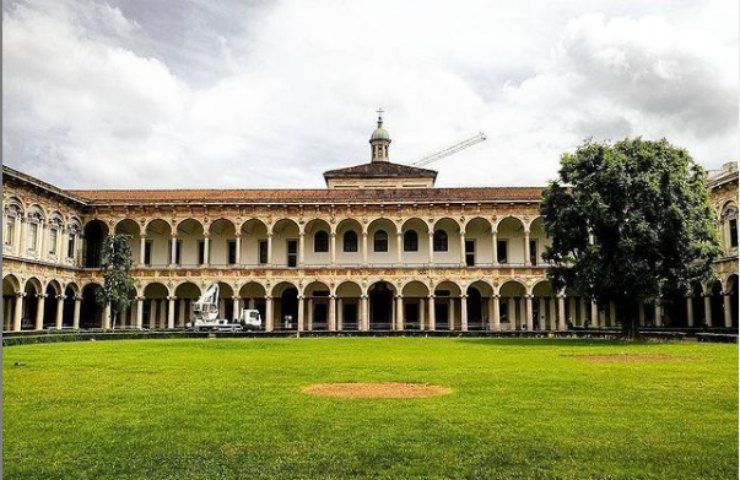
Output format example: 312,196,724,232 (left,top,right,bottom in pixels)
541,138,720,337
95,234,136,329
